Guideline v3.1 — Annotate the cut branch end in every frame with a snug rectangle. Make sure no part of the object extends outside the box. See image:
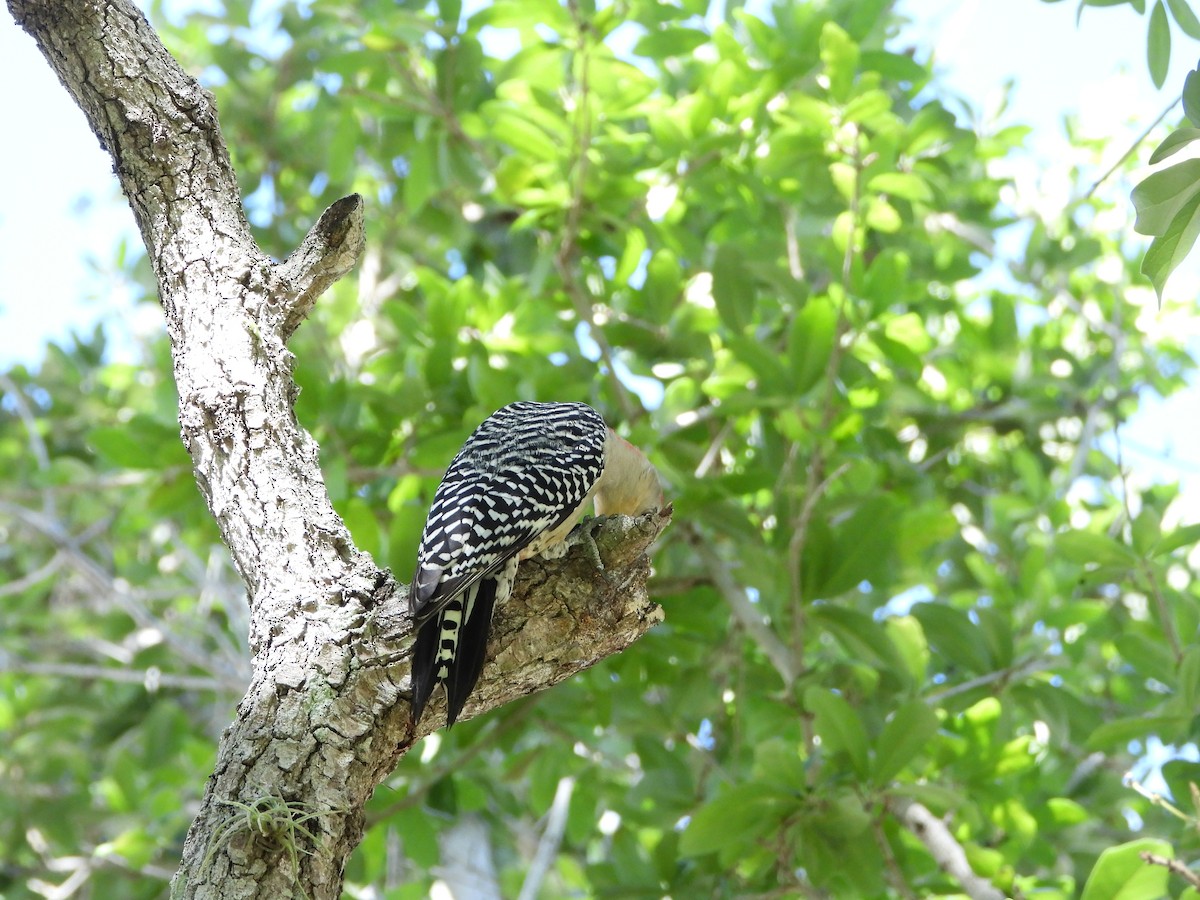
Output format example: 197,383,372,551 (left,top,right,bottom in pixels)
277,193,366,339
